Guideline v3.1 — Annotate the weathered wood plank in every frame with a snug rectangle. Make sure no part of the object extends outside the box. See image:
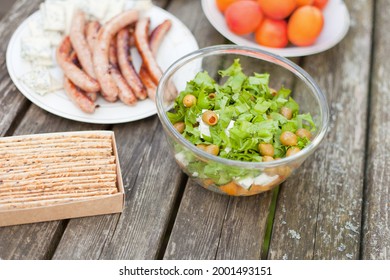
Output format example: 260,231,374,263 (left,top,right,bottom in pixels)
164,181,230,260
215,192,273,259
52,0,181,260
0,0,42,136
0,0,14,19
268,0,372,260
362,0,390,260
0,105,106,259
